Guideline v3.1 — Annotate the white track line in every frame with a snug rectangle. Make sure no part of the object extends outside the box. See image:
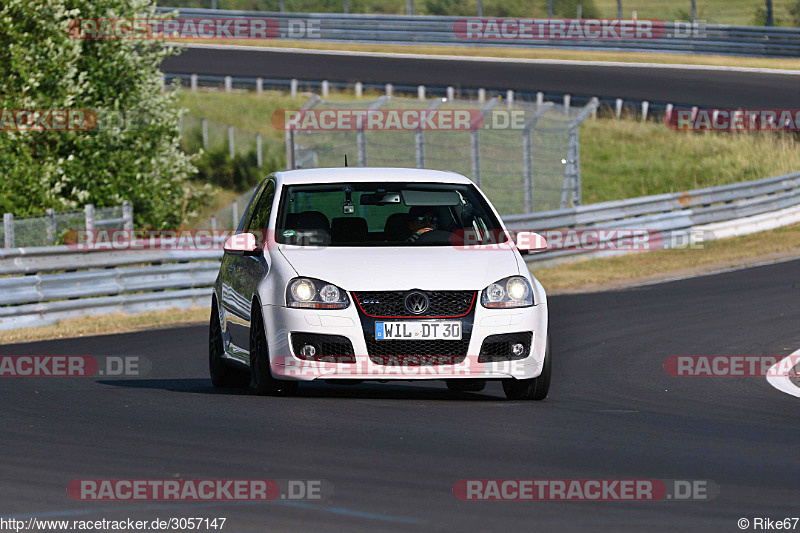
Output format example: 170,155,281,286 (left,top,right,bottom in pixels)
766,348,800,398
179,43,800,76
